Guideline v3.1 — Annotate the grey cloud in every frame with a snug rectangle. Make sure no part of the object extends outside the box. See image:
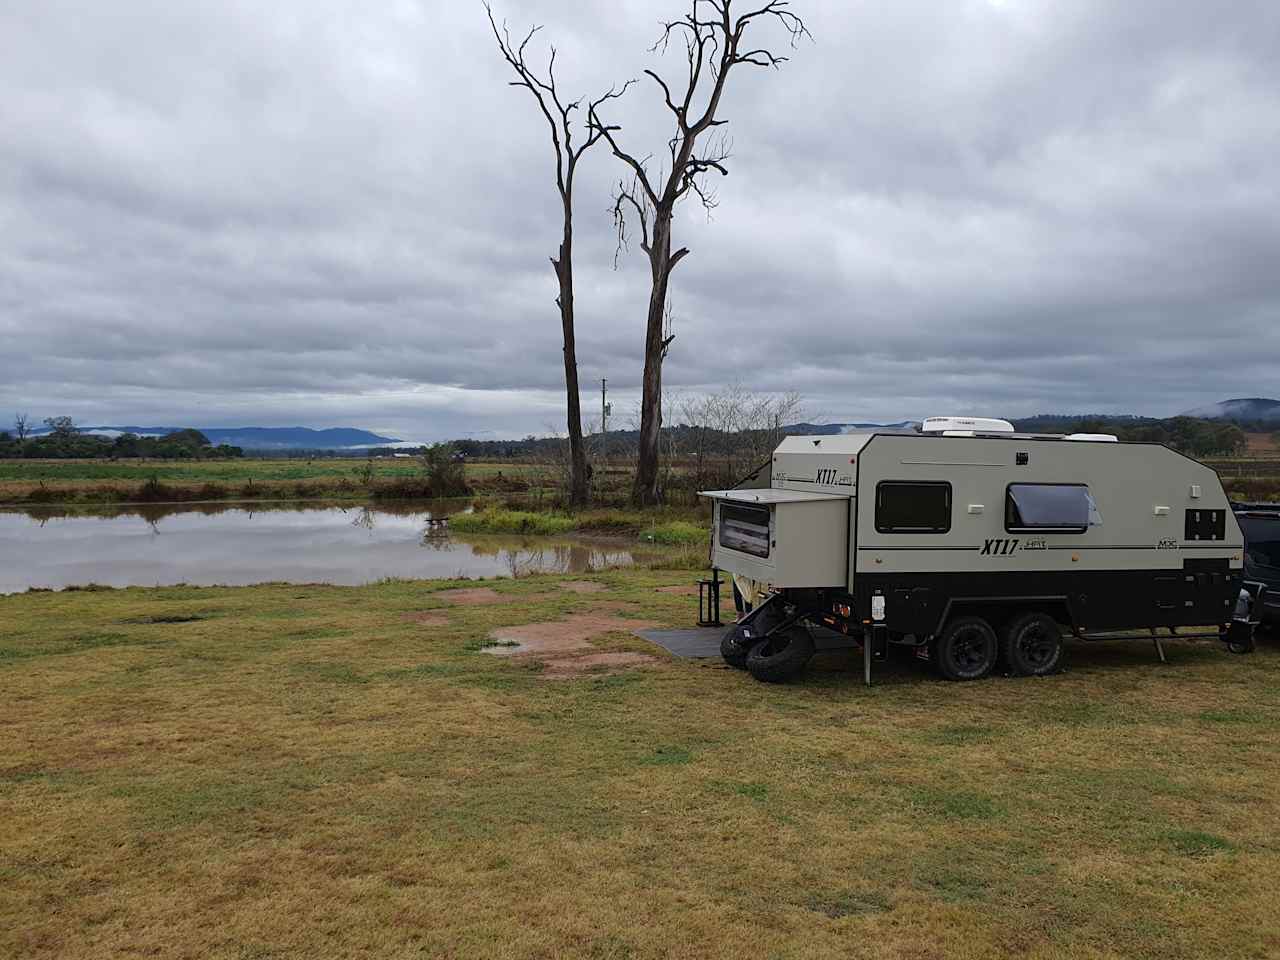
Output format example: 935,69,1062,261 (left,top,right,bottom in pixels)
1,0,1278,439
